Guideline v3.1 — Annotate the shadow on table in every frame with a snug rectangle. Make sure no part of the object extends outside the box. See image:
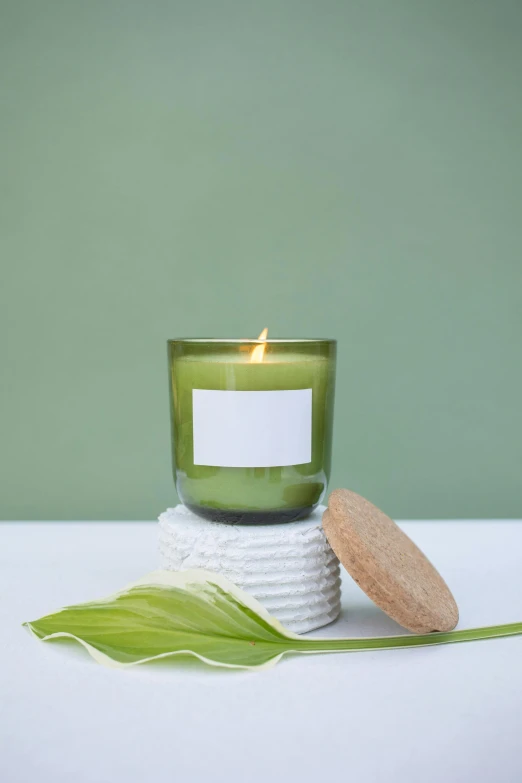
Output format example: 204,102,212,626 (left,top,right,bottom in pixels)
308,602,410,639
29,634,249,675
